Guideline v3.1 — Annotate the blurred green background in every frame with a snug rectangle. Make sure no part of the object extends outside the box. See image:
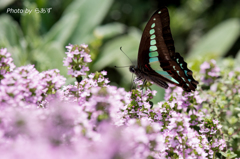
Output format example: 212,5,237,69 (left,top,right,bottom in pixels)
0,0,240,102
